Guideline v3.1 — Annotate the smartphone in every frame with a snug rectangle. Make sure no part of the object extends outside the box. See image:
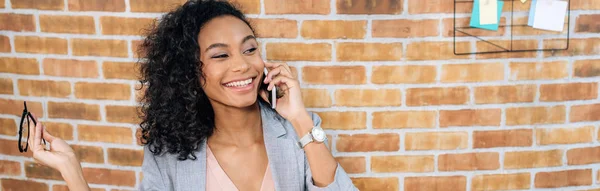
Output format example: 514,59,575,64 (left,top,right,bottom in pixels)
262,68,276,109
